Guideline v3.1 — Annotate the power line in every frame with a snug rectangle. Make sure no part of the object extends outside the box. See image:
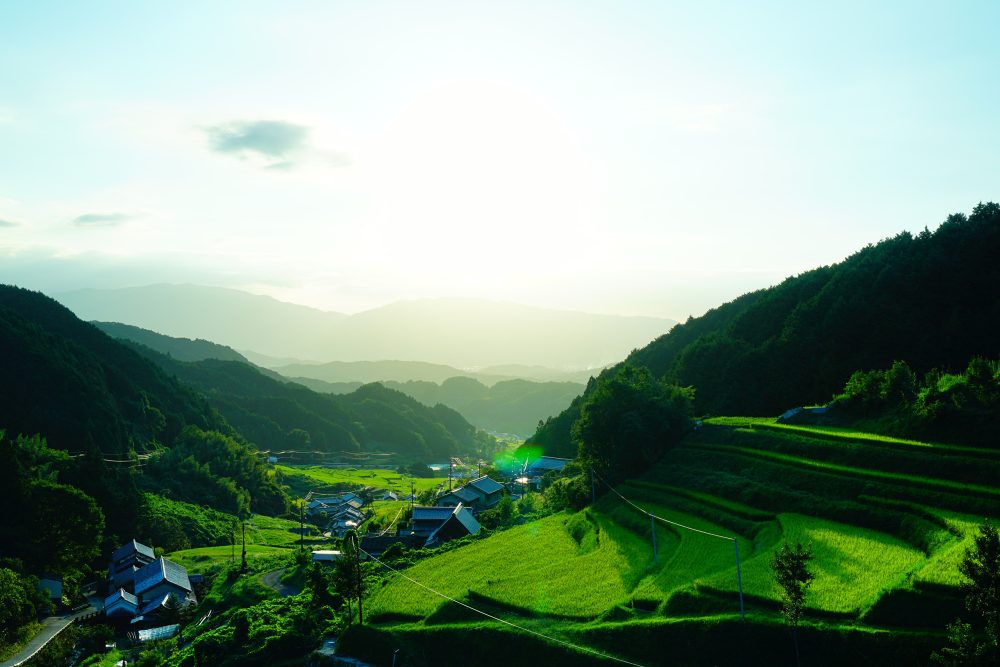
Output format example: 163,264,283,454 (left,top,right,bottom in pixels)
379,507,403,537
590,468,746,618
359,548,647,667
591,468,733,541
